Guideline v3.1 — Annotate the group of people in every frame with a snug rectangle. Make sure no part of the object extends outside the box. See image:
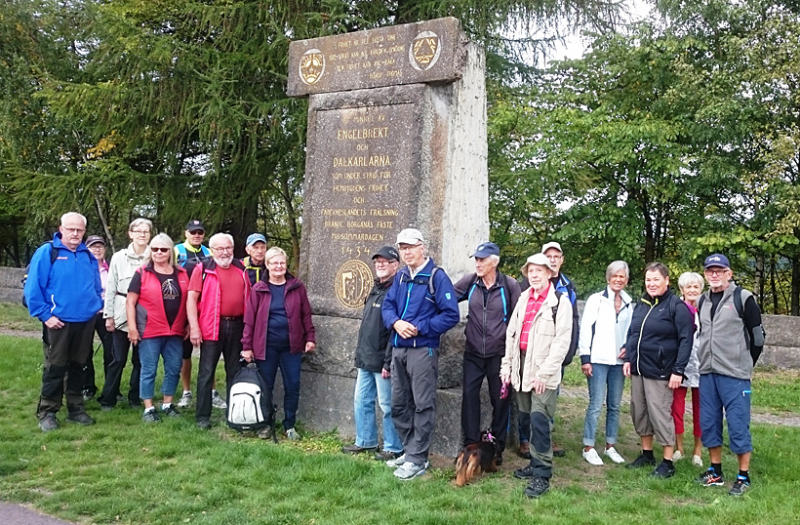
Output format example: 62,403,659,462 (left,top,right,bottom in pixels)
24,213,314,441
24,213,764,498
